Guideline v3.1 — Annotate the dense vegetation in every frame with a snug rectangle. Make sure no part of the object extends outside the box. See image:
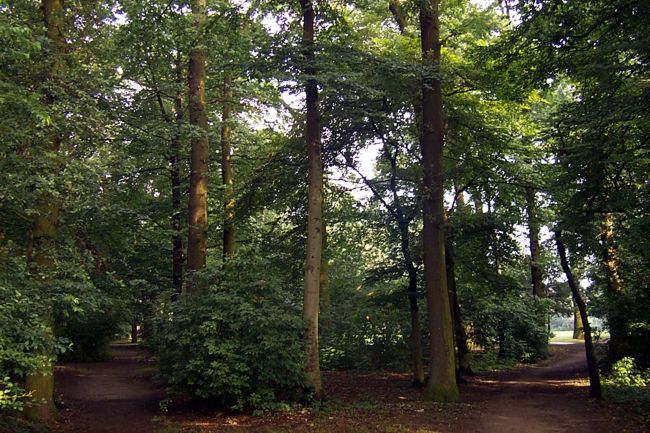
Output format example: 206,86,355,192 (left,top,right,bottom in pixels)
1,0,648,426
